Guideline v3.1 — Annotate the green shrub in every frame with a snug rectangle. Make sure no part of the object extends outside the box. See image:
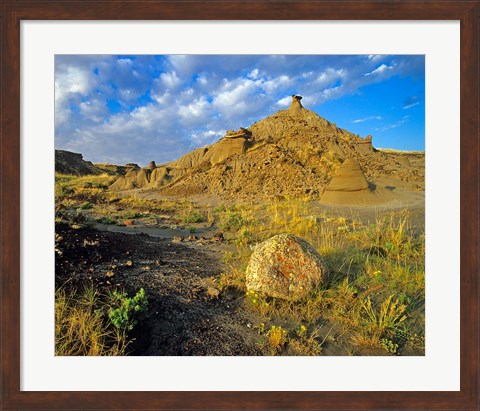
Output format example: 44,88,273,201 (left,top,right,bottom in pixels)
108,288,148,331
183,211,204,224
121,210,143,219
221,211,248,231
